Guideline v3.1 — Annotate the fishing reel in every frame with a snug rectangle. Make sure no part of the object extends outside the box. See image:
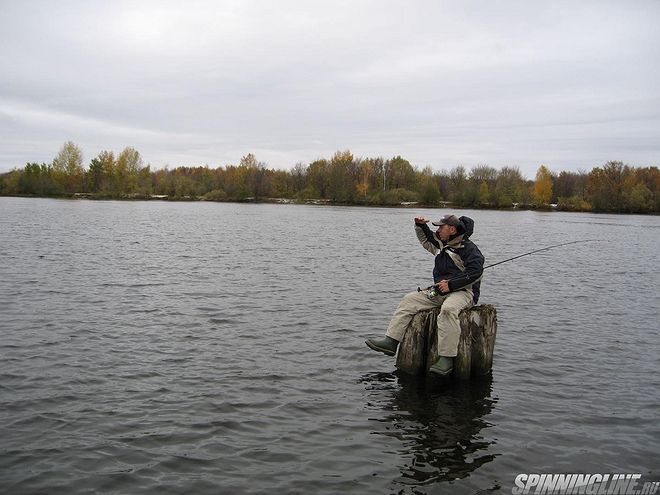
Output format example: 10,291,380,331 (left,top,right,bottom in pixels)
417,285,441,300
